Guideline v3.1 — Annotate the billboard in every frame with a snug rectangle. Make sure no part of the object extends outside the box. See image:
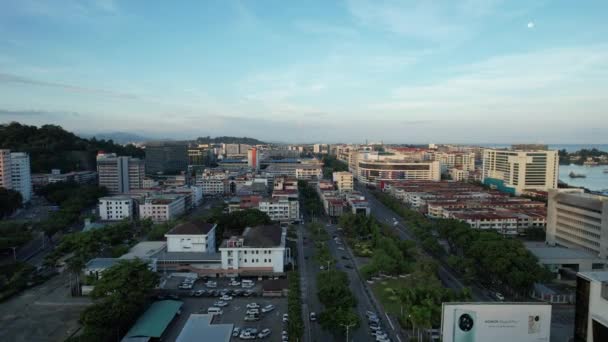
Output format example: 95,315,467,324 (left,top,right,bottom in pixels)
441,302,551,342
